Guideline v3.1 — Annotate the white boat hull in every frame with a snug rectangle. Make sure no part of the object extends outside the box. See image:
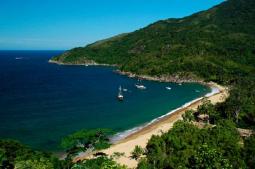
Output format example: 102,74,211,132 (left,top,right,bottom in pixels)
135,84,146,89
